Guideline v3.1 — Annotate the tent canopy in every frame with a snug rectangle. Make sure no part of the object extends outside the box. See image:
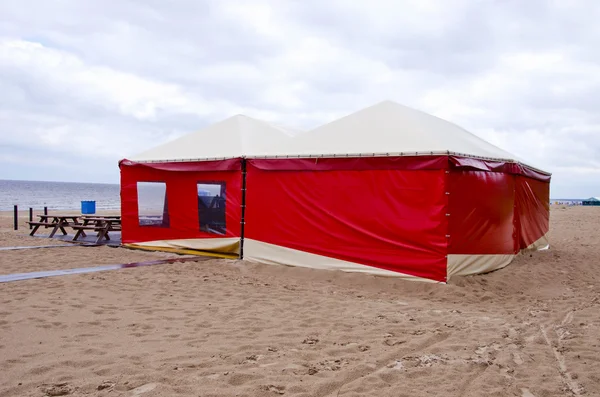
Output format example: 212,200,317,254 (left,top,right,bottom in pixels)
127,100,549,176
276,101,530,162
130,115,301,163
